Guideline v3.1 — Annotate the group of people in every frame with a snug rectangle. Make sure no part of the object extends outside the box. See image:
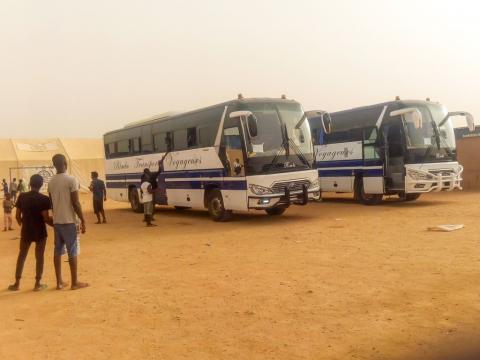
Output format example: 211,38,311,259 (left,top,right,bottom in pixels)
2,178,27,231
5,154,108,292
